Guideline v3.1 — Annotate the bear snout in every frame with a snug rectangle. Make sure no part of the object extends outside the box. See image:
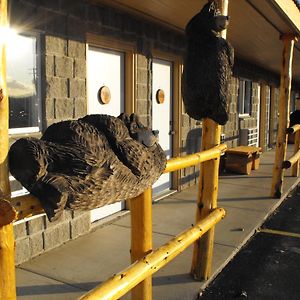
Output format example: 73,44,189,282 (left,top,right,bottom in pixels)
215,15,230,32
152,130,159,137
